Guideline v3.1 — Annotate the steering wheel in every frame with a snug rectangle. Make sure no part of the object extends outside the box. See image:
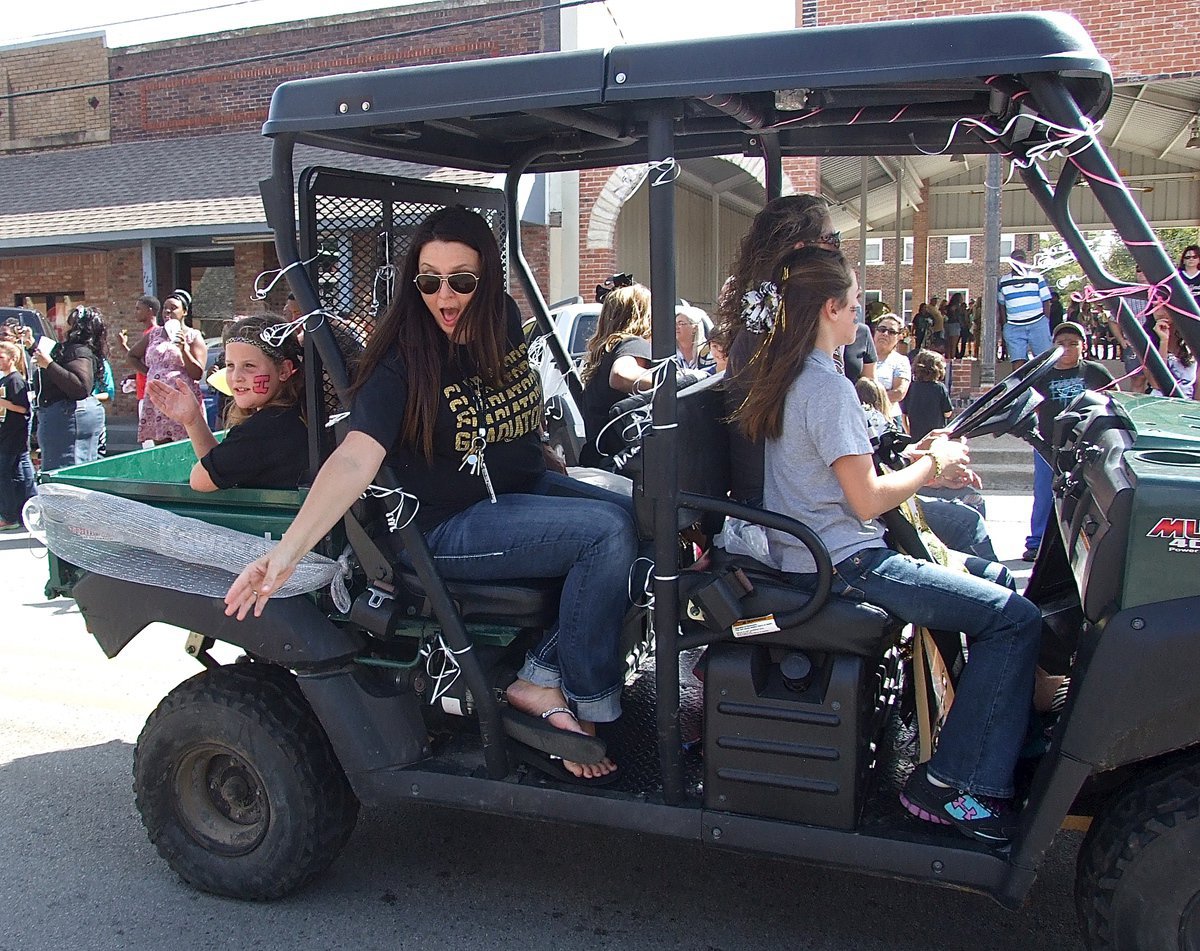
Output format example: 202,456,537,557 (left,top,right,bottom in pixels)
946,344,1063,440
